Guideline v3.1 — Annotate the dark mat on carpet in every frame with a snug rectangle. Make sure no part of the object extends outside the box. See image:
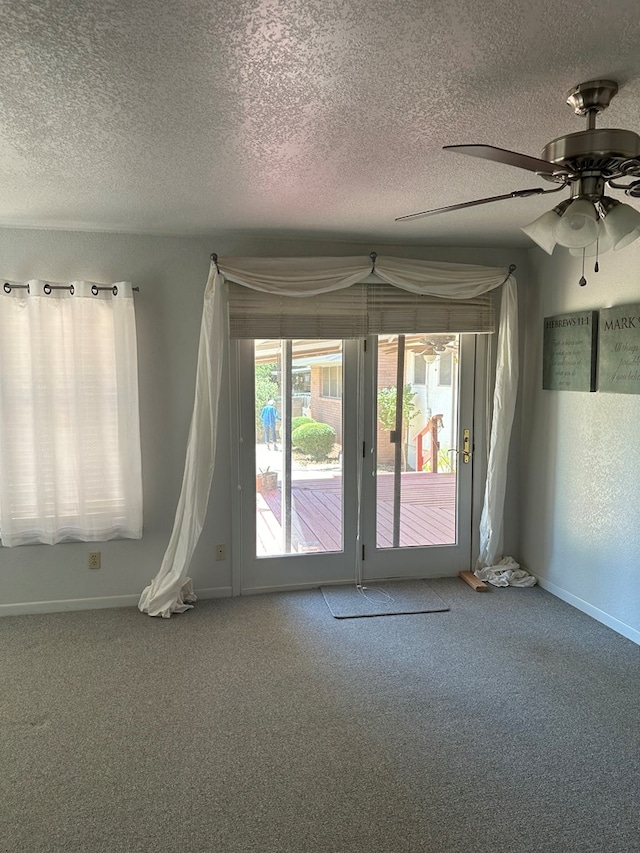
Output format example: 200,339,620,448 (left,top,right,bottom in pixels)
320,580,450,619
